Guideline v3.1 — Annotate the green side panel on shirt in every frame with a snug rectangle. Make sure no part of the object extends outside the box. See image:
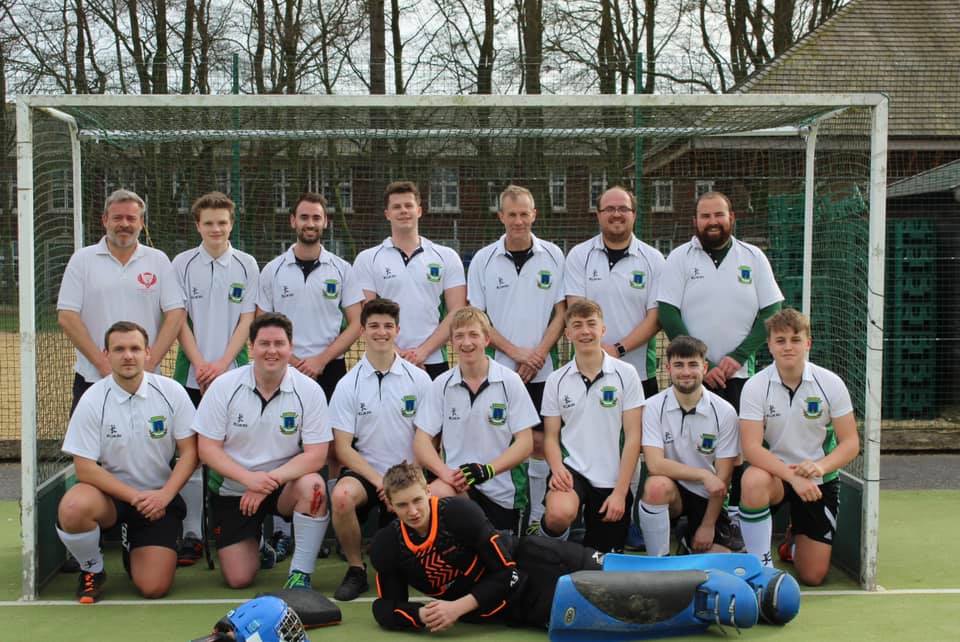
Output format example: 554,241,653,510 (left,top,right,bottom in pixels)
550,344,560,369
438,295,449,362
745,353,756,377
235,344,249,366
207,468,225,494
646,336,657,381
823,424,839,483
173,316,195,385
511,459,530,512
485,346,496,359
